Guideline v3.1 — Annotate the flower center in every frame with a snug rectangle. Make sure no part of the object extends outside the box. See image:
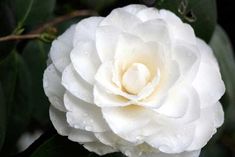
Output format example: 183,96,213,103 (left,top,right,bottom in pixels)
122,63,151,95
